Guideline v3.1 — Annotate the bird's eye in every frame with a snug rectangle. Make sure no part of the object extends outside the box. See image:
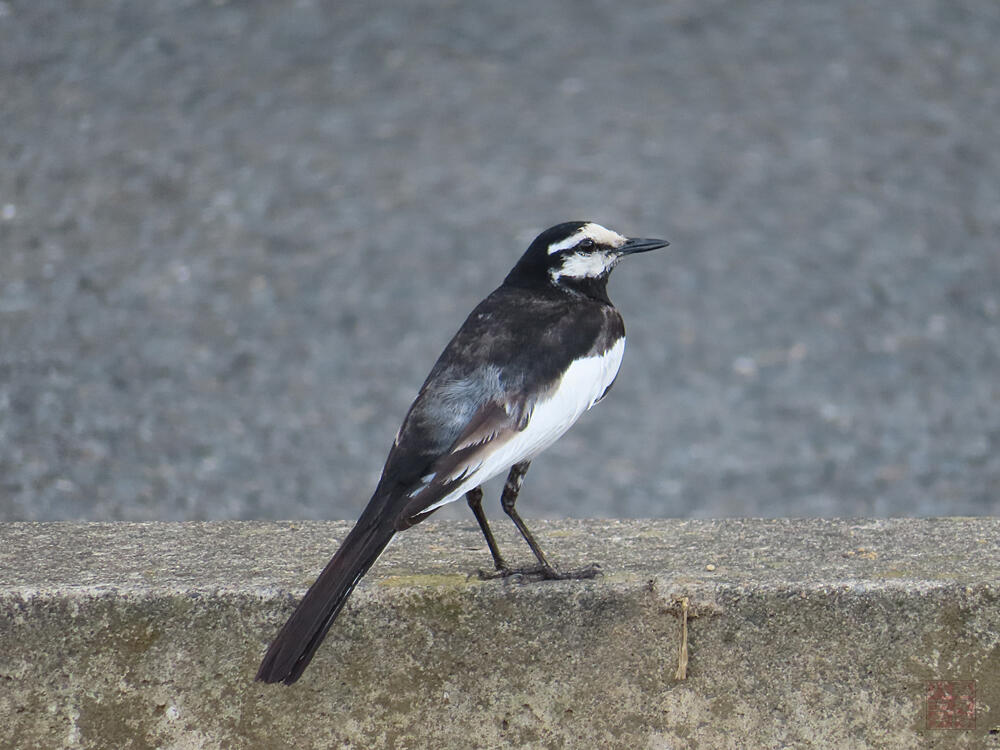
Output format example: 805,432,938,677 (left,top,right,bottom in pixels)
578,238,595,249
